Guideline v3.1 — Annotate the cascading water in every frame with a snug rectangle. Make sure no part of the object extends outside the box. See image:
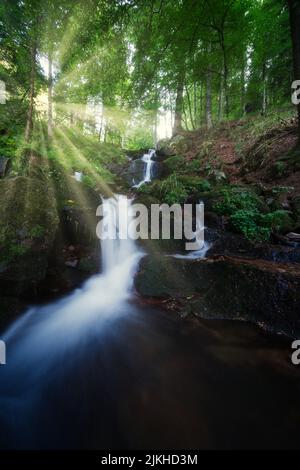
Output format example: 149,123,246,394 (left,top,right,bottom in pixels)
0,200,298,451
0,196,143,447
143,149,155,183
133,149,156,188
